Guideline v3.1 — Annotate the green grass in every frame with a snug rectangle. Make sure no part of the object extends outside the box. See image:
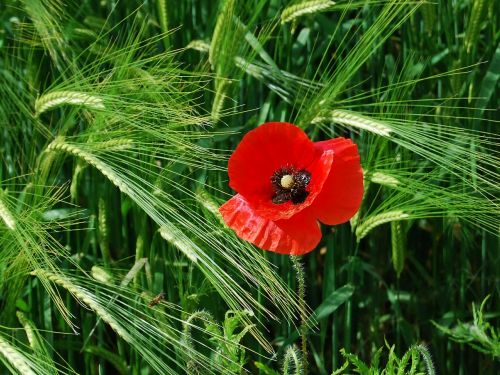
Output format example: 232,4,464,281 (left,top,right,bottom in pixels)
0,0,498,374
